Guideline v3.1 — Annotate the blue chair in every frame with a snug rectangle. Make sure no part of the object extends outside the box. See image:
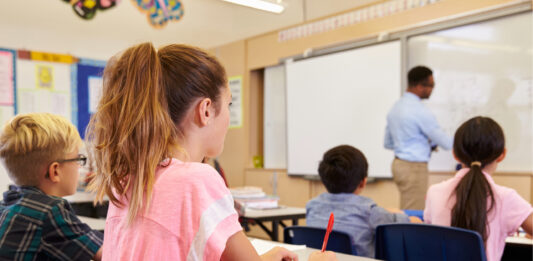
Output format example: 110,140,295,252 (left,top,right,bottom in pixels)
375,223,486,261
283,226,357,255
